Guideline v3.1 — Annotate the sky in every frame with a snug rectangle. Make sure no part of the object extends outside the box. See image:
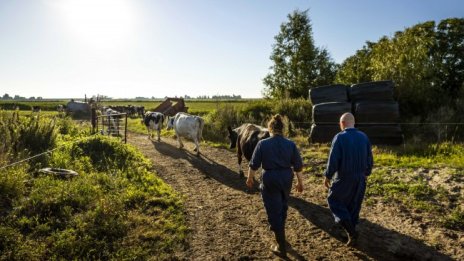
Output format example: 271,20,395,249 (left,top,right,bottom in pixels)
0,0,463,99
